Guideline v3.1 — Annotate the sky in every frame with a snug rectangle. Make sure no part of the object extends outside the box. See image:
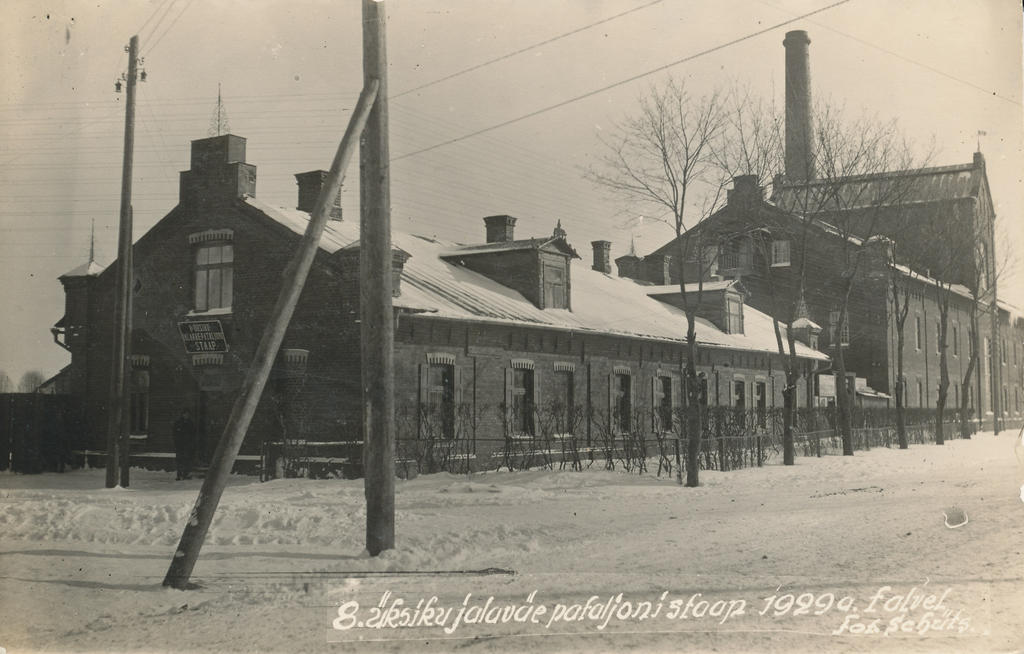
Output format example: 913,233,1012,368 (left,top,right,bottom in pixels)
1,0,1022,385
